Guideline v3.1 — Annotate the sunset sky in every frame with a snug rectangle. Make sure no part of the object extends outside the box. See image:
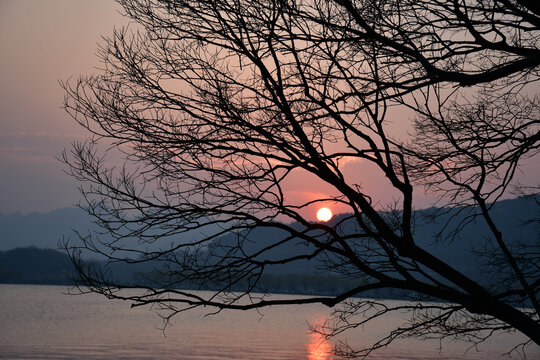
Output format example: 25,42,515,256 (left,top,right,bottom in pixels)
1,0,539,216
1,0,126,214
